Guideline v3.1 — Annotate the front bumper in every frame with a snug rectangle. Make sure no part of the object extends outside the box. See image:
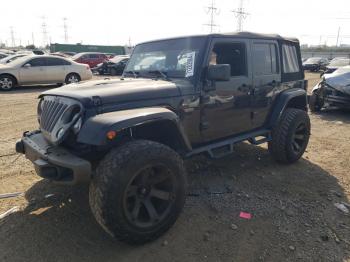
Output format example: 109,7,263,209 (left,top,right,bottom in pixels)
16,131,91,185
